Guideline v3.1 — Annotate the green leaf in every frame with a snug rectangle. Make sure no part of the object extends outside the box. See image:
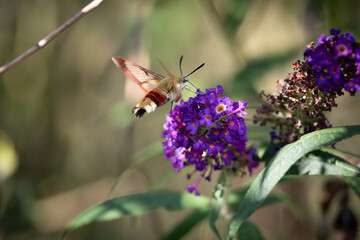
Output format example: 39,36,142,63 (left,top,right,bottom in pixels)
237,221,264,240
209,172,226,240
294,150,360,176
322,146,360,160
343,176,360,199
62,191,210,238
227,125,360,239
163,187,300,240
228,189,301,219
162,210,208,240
